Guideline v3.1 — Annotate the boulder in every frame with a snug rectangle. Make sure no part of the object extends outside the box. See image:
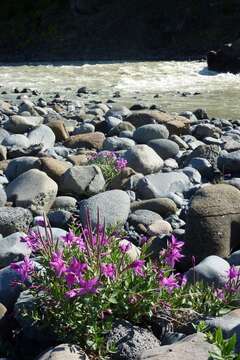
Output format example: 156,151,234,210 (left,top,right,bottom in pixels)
5,156,41,181
148,139,179,160
40,157,72,183
103,136,135,150
0,207,33,236
79,190,130,227
51,196,77,211
6,115,43,133
126,111,191,135
0,232,31,267
47,121,69,141
124,145,164,175
218,150,240,173
184,184,240,264
107,320,161,360
129,209,162,227
130,198,177,216
35,344,89,360
60,165,105,197
6,169,58,215
28,125,56,149
138,333,217,360
2,134,30,148
64,132,105,150
186,255,230,287
133,124,169,143
137,171,191,199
